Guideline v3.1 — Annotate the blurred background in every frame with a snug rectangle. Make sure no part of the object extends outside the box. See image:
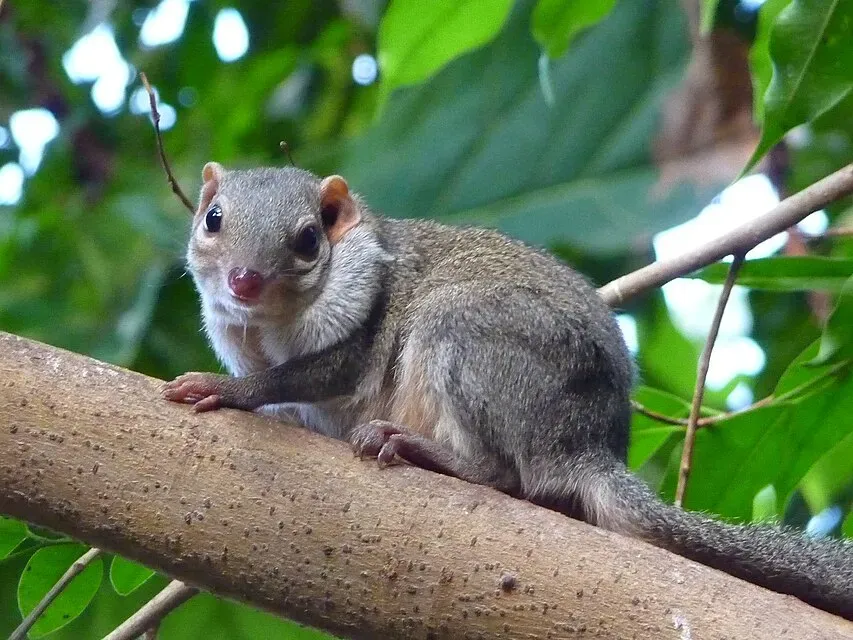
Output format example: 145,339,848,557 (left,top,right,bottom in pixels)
1,0,852,637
